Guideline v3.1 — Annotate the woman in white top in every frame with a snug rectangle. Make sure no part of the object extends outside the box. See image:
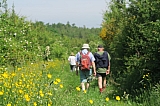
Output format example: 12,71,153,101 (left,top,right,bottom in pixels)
68,52,76,72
